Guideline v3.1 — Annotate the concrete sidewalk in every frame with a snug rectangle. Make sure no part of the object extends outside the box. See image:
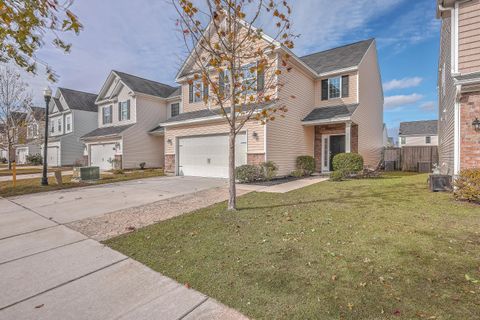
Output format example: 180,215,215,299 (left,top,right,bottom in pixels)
0,196,247,320
239,176,329,193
